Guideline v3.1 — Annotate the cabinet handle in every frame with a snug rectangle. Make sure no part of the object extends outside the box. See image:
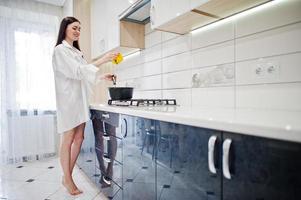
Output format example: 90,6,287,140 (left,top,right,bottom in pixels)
123,118,128,138
222,138,232,180
102,113,110,119
208,135,217,174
